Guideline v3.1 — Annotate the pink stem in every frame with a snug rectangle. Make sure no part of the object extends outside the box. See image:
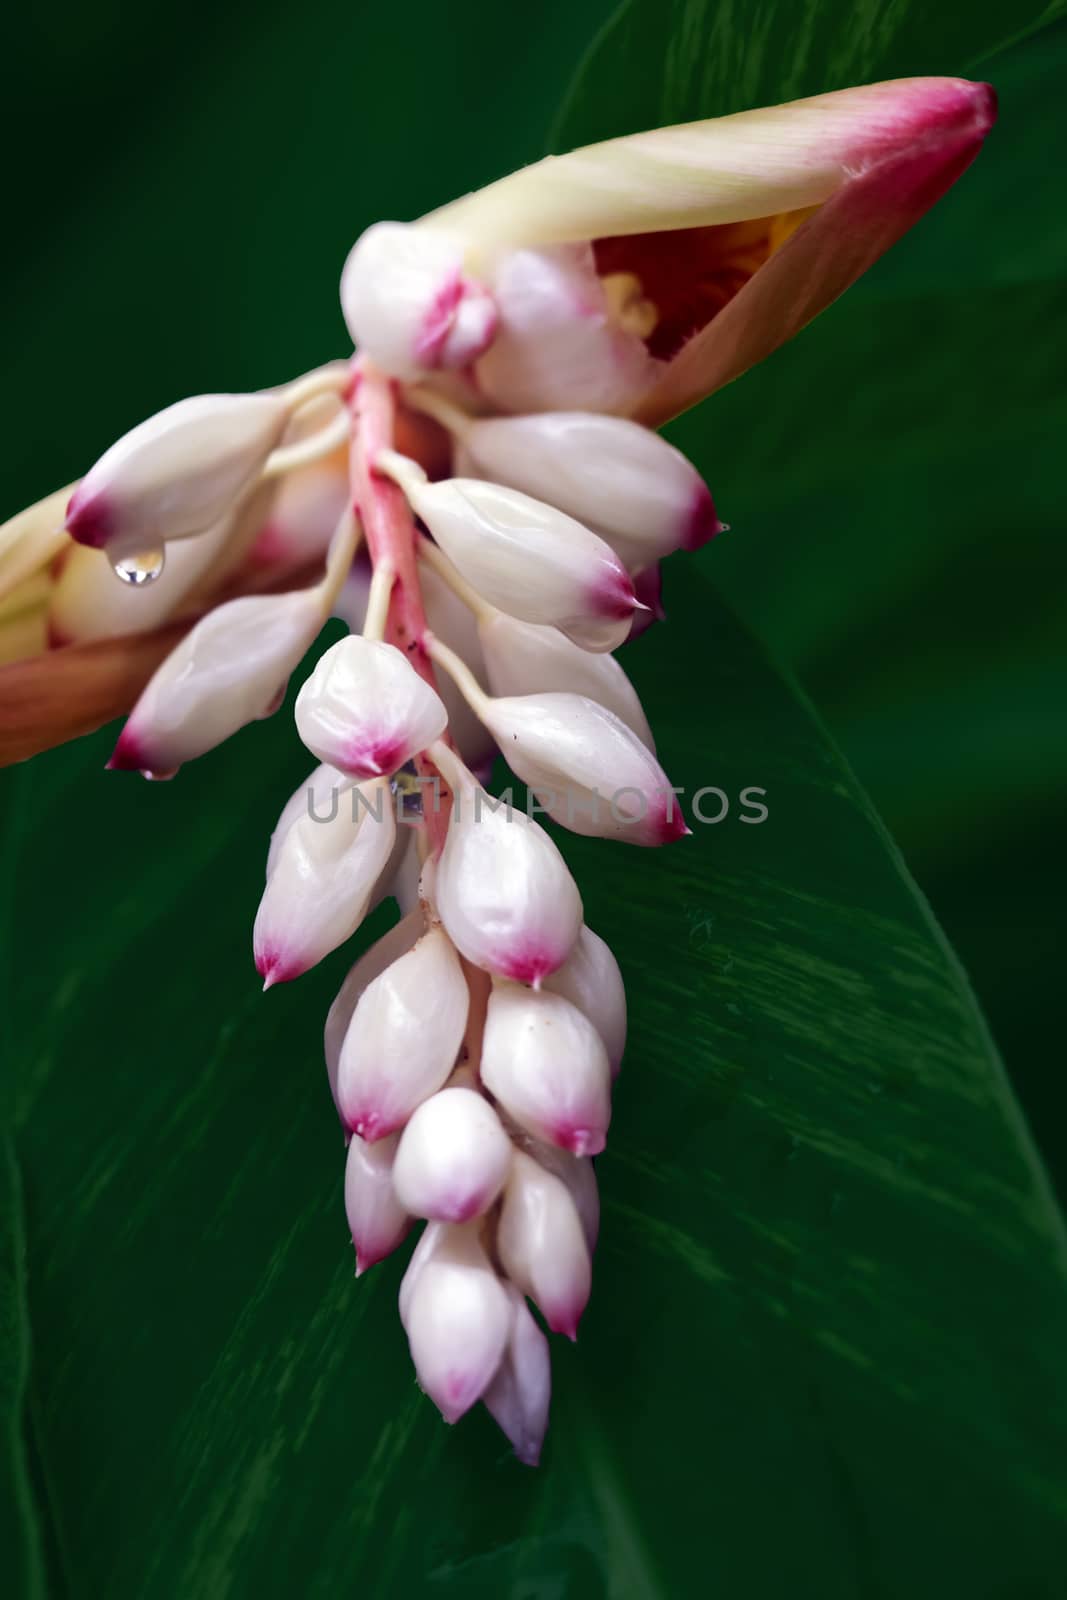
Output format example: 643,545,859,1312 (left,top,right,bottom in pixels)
348,359,452,853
